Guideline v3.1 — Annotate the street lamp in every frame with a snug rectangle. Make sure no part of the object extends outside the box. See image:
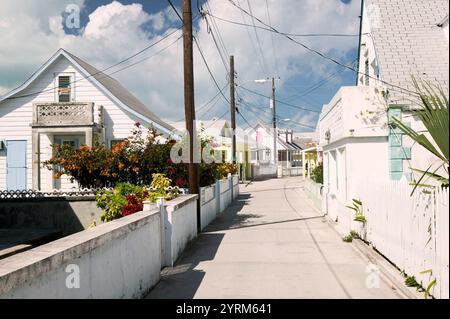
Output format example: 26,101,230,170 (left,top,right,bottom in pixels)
254,77,280,164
